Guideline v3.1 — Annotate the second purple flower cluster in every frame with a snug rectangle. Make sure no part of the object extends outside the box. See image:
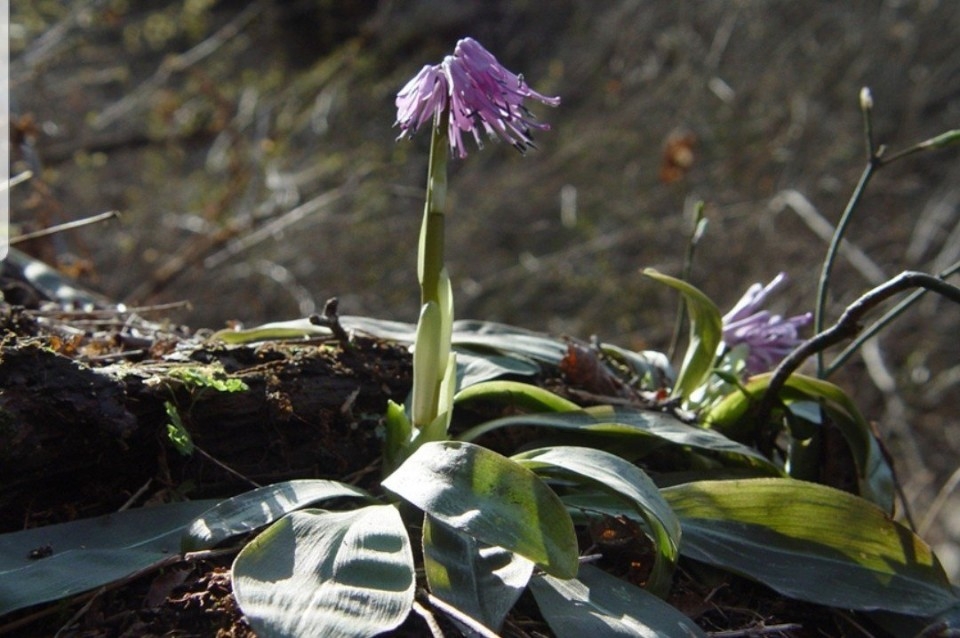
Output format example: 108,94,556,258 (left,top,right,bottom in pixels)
722,273,813,375
396,38,560,158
